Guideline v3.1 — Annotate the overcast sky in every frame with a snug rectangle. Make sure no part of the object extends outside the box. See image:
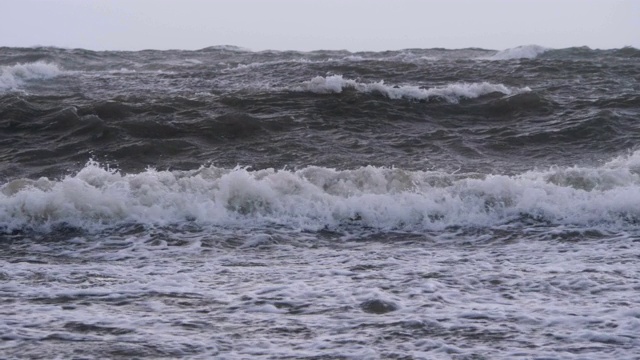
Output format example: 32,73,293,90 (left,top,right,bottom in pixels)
2,0,638,51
